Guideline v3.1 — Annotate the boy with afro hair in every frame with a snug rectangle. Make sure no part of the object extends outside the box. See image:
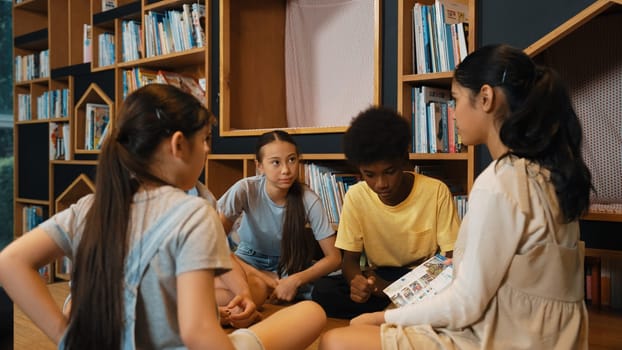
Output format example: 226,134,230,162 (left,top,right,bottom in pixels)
311,106,460,318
